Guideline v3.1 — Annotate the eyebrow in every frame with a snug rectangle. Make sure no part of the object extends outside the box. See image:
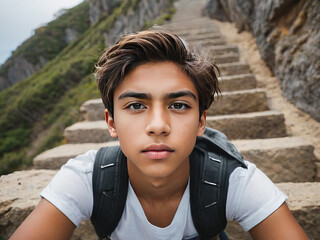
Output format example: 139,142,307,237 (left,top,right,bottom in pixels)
118,90,197,101
166,90,197,101
118,91,151,100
